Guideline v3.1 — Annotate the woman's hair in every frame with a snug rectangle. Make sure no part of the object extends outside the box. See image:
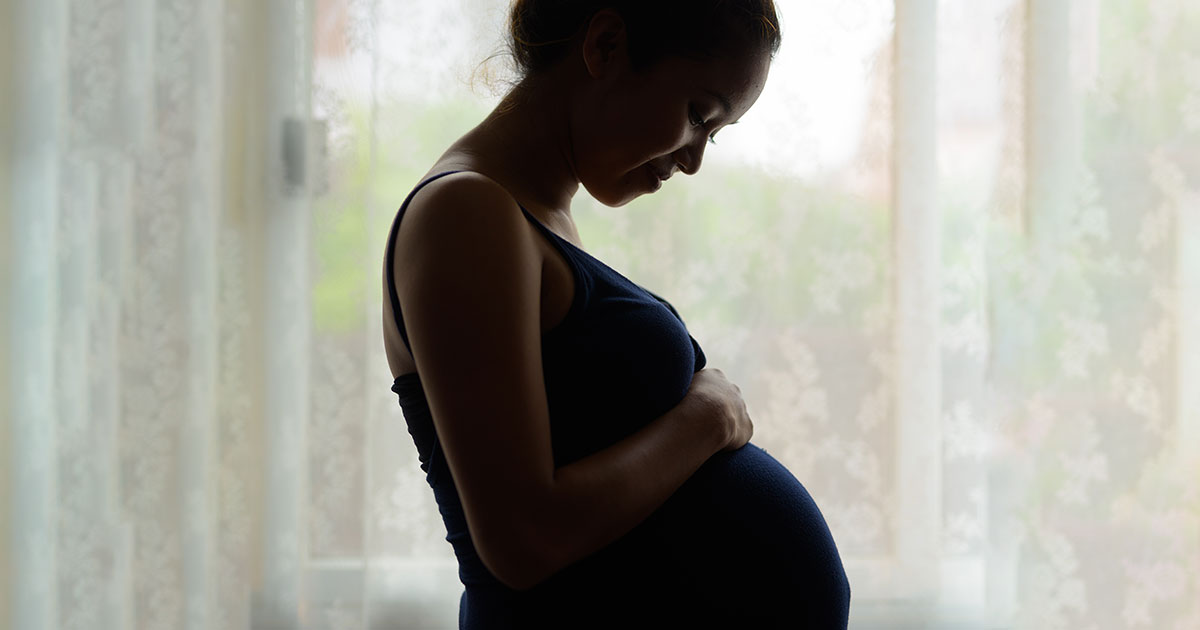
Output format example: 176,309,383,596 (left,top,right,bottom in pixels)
505,1,782,78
